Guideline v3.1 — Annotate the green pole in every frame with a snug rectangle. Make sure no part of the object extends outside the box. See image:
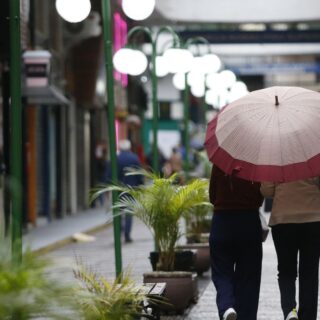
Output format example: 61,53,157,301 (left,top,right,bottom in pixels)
9,0,23,263
183,74,190,180
151,42,159,173
101,0,122,277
